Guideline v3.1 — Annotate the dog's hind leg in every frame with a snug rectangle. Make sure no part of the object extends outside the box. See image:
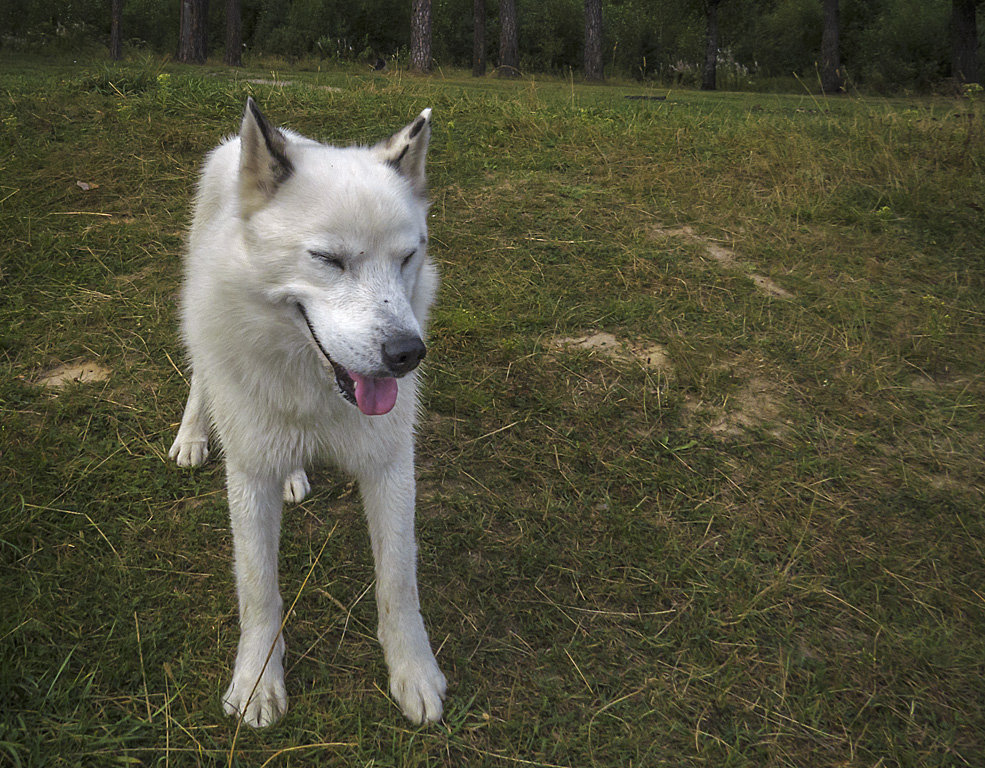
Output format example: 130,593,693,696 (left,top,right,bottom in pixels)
221,464,288,728
169,372,211,467
357,450,447,724
282,468,310,503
